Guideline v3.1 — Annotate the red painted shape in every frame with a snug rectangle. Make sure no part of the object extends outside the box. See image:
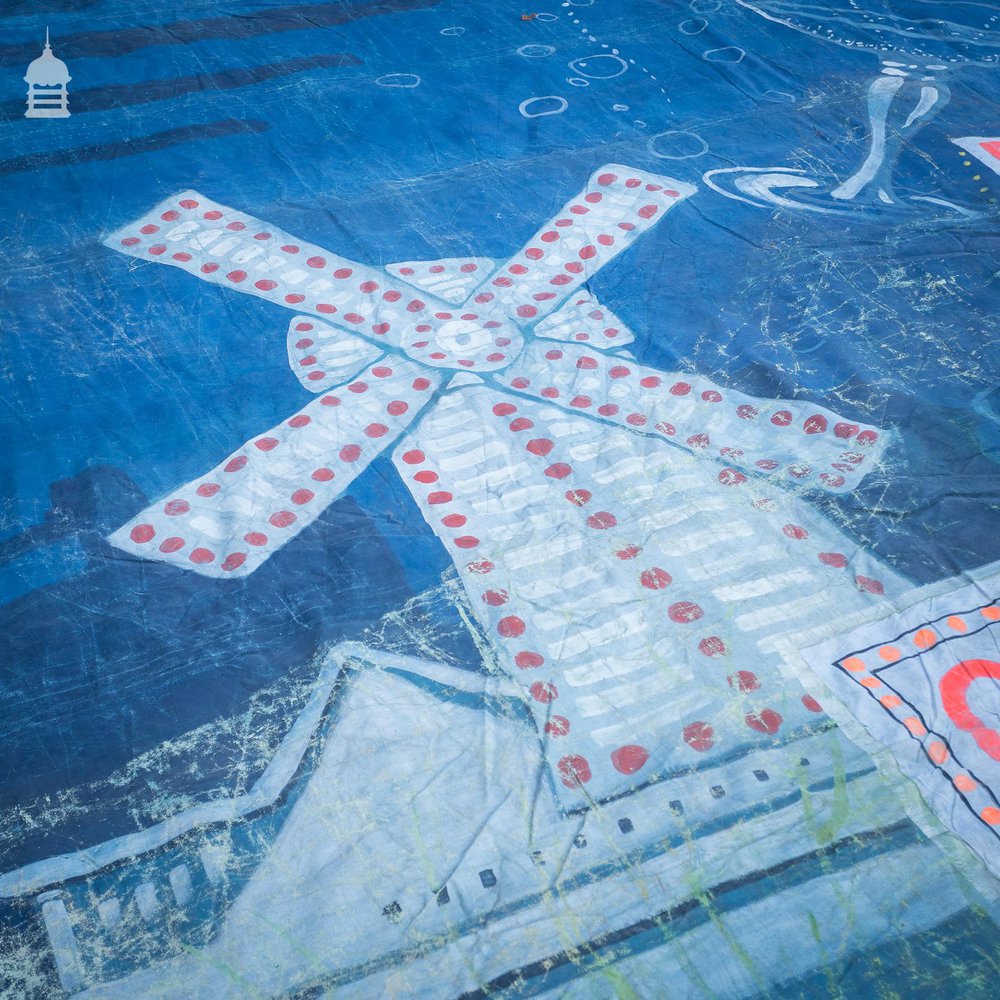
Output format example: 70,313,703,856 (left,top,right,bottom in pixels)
610,745,649,775
940,659,1000,760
